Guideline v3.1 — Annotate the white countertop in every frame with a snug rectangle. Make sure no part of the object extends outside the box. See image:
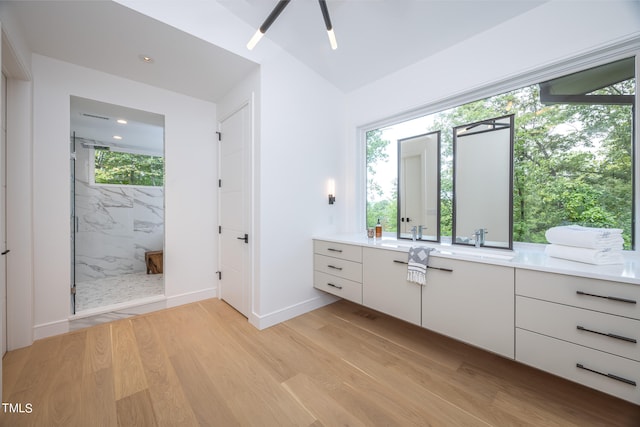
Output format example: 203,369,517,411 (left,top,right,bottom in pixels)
313,233,640,285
